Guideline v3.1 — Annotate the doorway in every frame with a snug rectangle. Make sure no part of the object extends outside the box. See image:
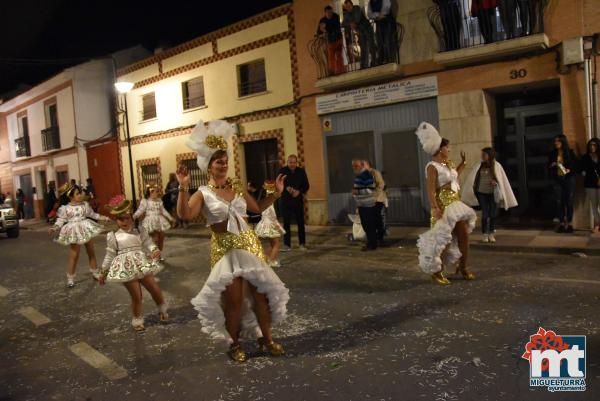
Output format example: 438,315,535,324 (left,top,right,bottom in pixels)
243,138,279,188
495,86,562,225
18,174,34,219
